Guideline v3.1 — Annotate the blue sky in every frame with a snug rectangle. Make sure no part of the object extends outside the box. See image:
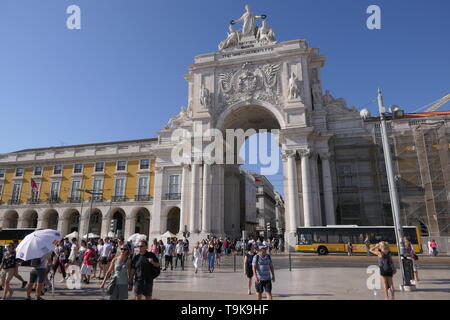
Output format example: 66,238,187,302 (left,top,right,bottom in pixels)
1,0,449,195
